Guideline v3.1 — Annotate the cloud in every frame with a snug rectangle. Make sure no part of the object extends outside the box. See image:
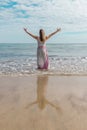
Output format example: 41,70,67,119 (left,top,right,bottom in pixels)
0,0,87,34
